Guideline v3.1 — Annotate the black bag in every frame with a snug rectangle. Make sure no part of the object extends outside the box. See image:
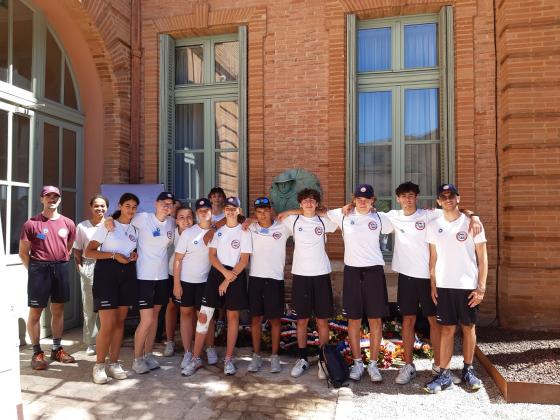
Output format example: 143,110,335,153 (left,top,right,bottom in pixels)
319,344,349,388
